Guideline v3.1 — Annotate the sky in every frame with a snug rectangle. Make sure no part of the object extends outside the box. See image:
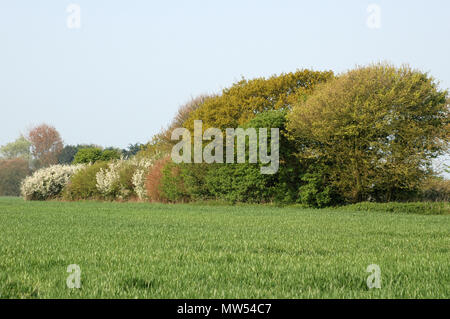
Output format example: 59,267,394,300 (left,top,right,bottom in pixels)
1,0,450,151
